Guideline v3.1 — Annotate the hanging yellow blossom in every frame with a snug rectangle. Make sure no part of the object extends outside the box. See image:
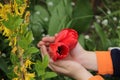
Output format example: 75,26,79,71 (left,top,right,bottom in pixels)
0,3,11,20
20,65,35,80
24,11,30,23
11,46,17,54
20,65,27,73
9,37,17,46
0,1,36,80
25,72,35,80
2,26,12,37
24,59,34,69
18,5,26,16
13,0,19,15
13,0,27,16
13,66,20,76
0,25,3,32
